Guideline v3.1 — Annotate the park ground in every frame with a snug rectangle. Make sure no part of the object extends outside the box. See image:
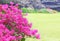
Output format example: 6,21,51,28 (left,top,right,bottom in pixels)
25,13,60,41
